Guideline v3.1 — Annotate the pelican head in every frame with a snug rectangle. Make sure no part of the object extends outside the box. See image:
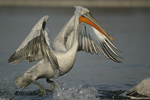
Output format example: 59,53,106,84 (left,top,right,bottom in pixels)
74,6,113,41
